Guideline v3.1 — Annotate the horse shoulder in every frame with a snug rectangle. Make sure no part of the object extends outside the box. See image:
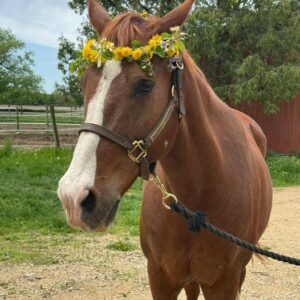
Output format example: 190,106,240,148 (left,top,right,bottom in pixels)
232,109,267,157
